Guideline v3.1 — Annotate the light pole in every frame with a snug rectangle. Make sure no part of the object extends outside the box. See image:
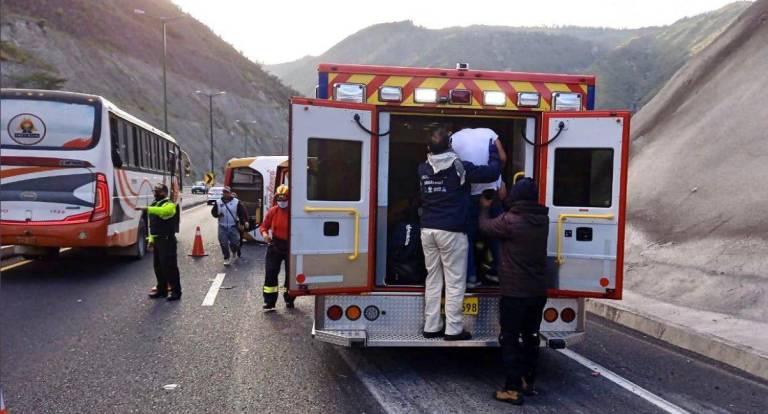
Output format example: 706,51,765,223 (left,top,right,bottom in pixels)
195,90,226,177
235,120,258,157
134,8,184,133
